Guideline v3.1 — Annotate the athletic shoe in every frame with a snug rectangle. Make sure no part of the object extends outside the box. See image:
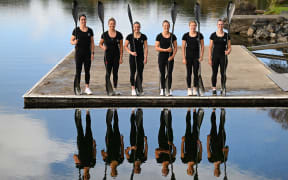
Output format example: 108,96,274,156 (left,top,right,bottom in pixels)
212,89,217,96
221,88,226,96
131,89,137,96
114,88,121,95
160,89,164,96
84,88,92,95
168,89,173,96
193,88,198,96
187,88,193,96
